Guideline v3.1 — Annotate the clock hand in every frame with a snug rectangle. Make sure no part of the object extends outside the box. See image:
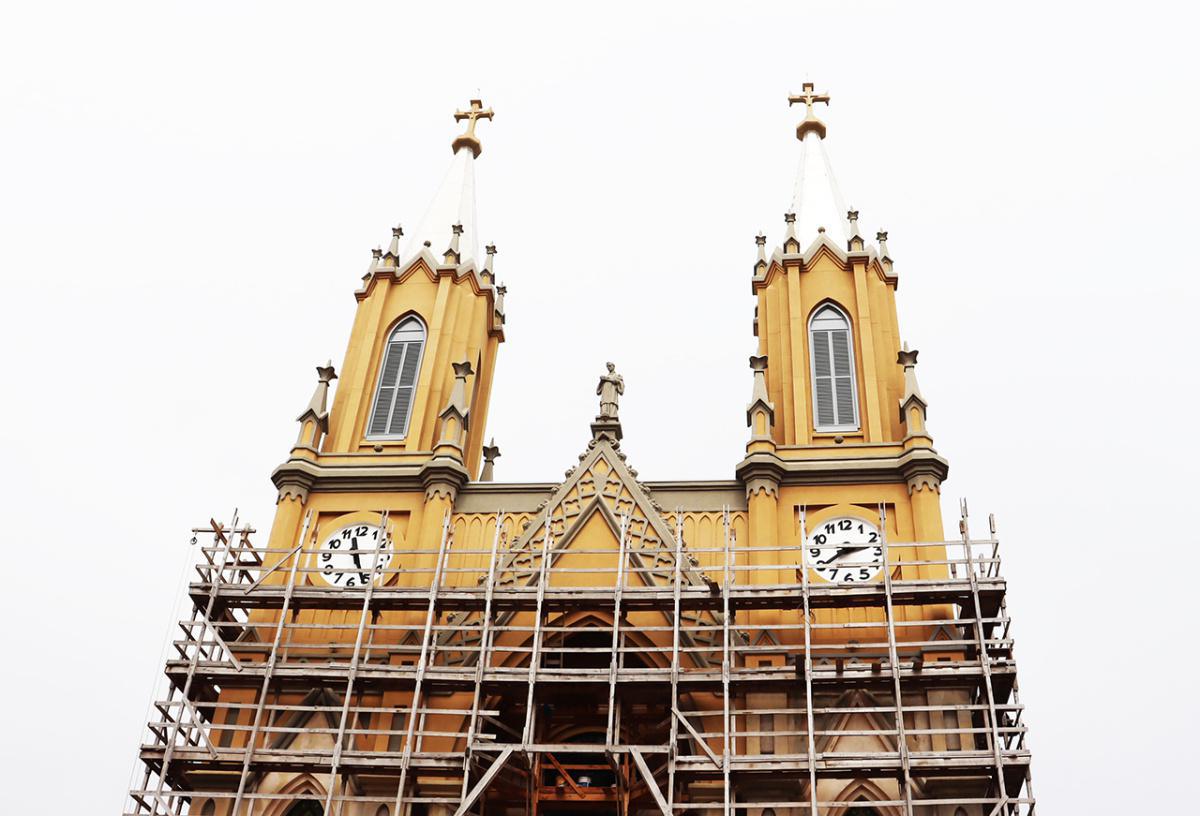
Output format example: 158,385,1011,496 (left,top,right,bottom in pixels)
818,545,868,564
350,538,362,570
